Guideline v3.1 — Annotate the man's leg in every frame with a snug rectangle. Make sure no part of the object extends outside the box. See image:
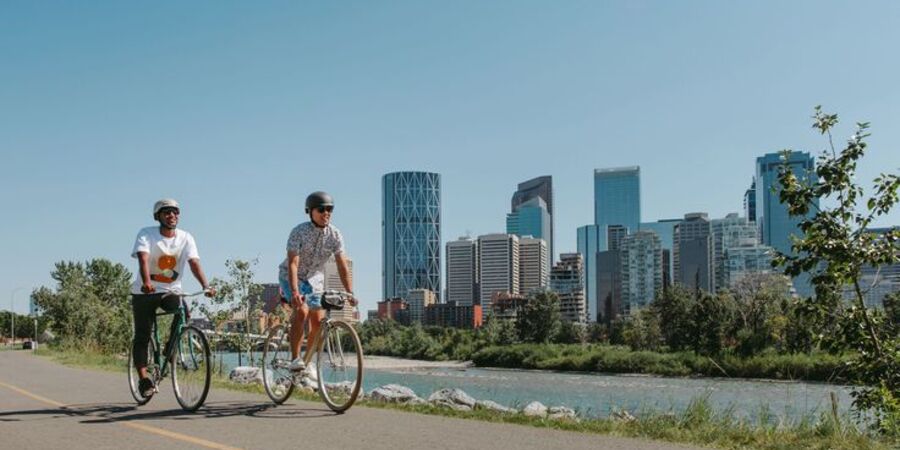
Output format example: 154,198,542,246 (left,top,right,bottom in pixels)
132,294,161,379
160,294,182,360
304,309,326,366
290,304,309,361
